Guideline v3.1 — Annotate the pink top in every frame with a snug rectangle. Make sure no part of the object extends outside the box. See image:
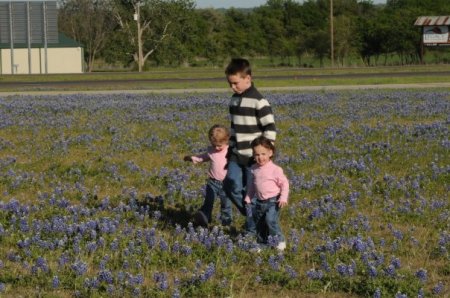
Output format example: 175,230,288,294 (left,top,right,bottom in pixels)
191,145,228,181
245,160,289,203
